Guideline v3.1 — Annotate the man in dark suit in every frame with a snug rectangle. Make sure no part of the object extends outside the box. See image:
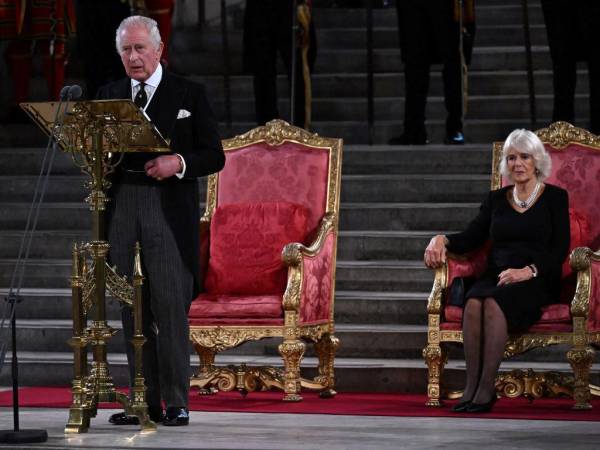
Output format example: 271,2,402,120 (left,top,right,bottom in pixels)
541,0,600,134
243,0,316,128
97,15,225,427
390,0,475,145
